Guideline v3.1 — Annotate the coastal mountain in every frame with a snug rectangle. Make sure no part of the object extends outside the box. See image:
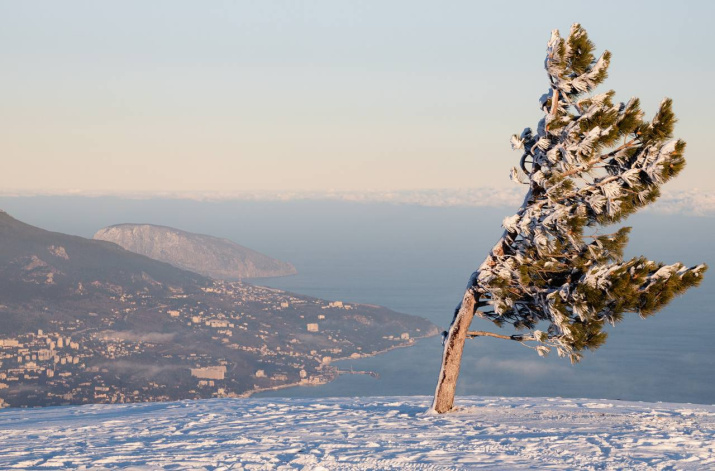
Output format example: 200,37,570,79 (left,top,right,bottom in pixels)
0,211,206,306
0,210,437,408
93,223,296,280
